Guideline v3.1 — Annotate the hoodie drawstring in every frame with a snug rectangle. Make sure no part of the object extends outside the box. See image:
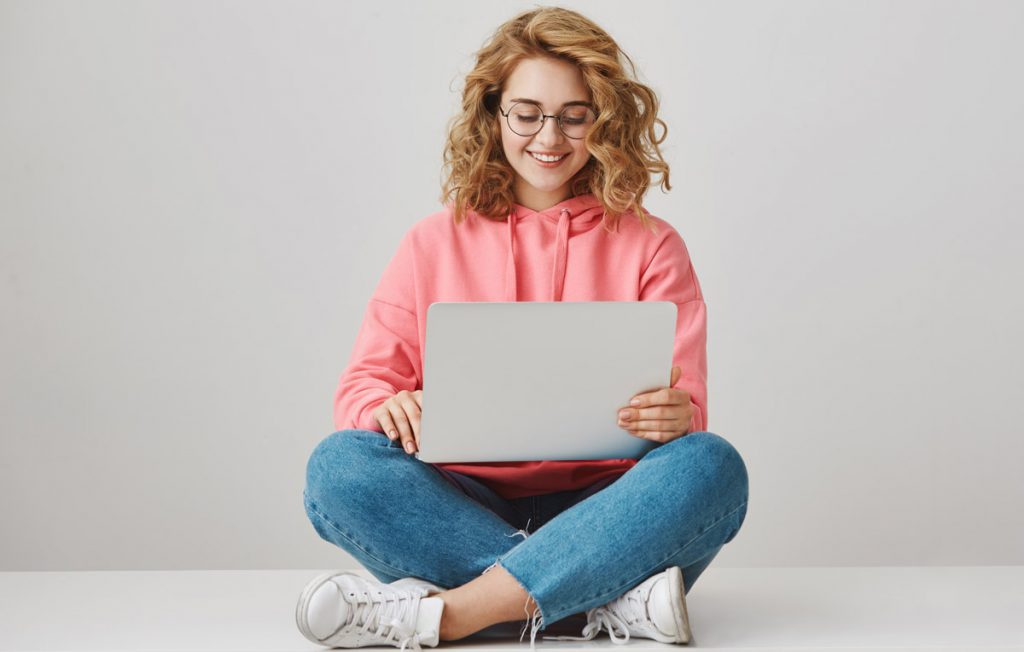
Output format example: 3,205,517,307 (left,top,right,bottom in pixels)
506,205,592,302
506,208,518,302
550,207,571,302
